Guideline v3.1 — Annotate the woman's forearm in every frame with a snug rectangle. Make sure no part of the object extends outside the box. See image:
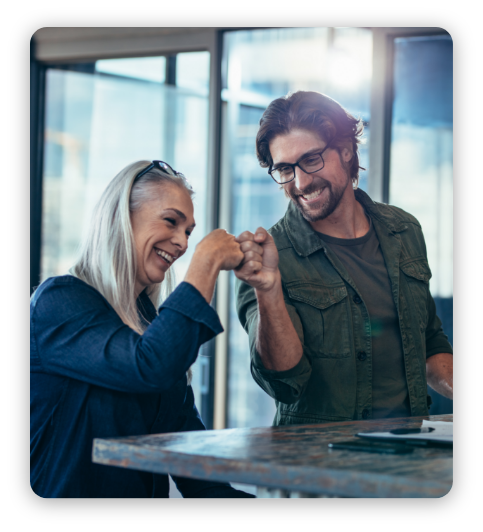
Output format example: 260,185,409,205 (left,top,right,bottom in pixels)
183,229,243,303
184,249,221,304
